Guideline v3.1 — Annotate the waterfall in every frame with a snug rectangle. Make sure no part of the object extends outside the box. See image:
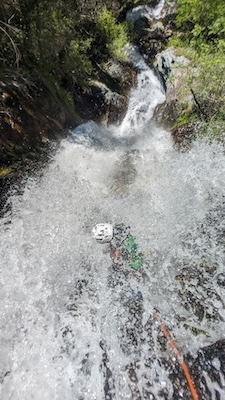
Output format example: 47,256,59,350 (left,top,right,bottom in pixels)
119,45,165,136
1,22,225,400
126,0,166,23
